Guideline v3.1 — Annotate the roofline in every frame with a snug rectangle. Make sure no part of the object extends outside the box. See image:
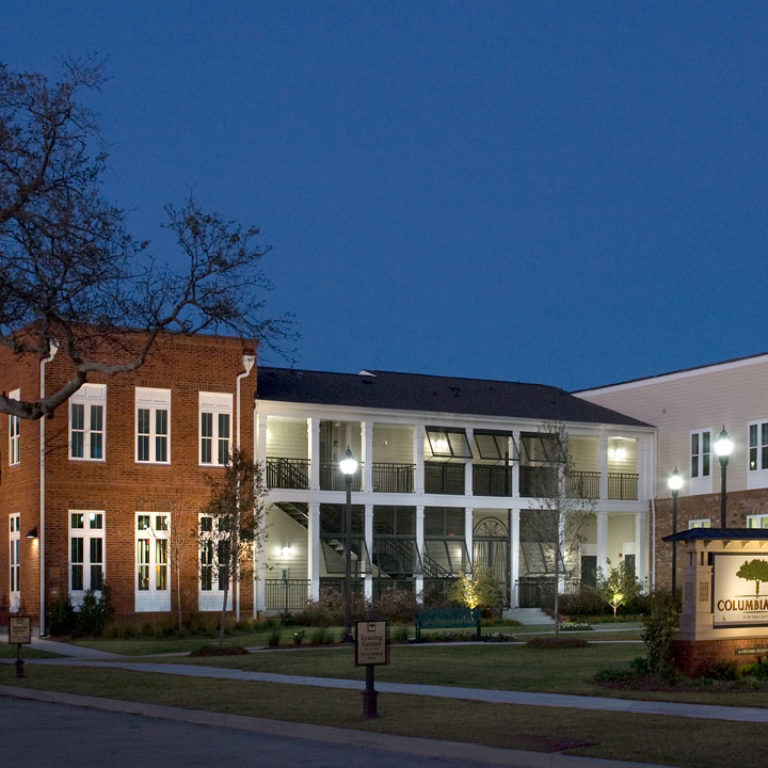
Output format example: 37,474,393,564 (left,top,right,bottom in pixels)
575,350,768,396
